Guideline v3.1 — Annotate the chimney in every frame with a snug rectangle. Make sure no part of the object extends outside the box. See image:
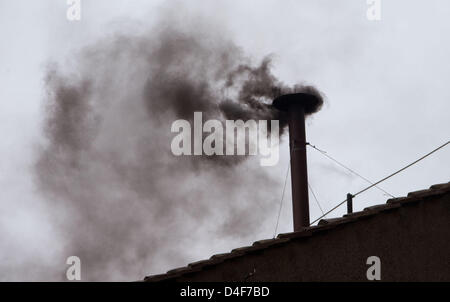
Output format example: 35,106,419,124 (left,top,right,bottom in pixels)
273,92,321,231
